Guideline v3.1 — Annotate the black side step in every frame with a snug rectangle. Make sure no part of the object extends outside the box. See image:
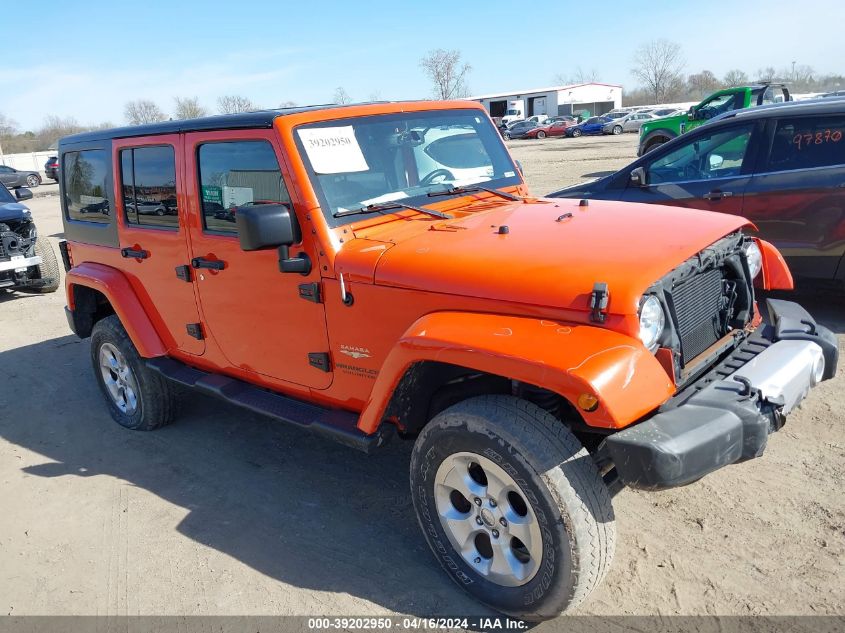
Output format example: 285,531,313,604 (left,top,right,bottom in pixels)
146,357,391,453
